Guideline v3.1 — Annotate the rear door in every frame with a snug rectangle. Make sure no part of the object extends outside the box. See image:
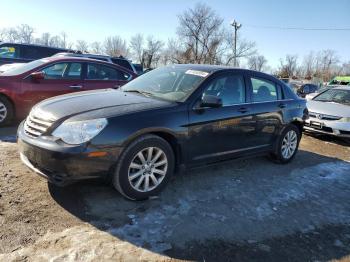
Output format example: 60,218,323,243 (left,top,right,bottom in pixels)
21,61,84,110
83,62,132,90
246,73,284,147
